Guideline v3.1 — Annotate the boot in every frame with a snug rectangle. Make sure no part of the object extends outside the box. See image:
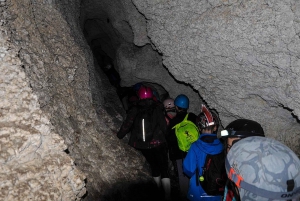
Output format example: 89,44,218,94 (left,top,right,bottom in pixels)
161,178,171,201
153,176,161,188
